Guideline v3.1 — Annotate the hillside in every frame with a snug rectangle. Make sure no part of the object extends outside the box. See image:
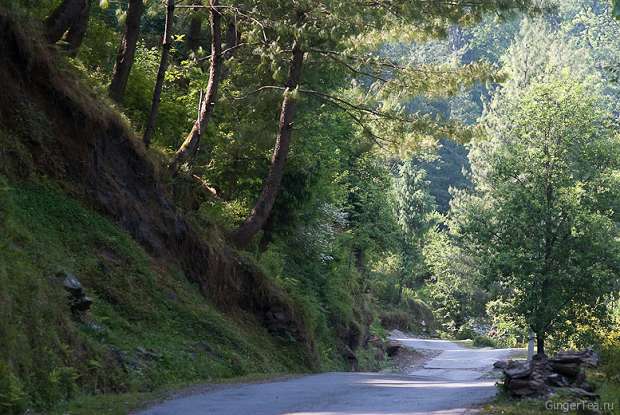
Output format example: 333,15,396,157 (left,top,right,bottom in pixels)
1,1,619,415
0,11,320,413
